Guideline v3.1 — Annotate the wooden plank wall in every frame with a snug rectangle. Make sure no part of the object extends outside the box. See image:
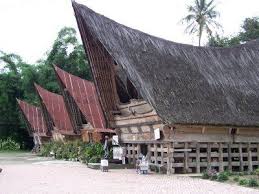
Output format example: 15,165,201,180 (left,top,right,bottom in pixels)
125,142,259,174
